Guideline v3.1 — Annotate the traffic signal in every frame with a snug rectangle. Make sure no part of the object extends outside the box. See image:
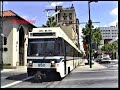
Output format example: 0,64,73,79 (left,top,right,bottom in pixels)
4,37,7,45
